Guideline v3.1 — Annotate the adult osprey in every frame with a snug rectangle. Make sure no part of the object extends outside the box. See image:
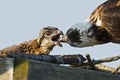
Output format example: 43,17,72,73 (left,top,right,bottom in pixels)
61,0,120,47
